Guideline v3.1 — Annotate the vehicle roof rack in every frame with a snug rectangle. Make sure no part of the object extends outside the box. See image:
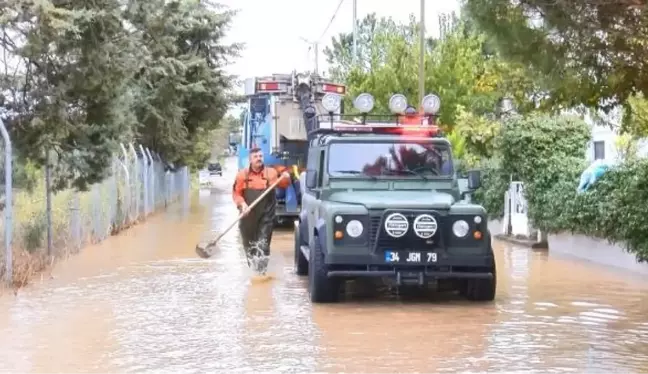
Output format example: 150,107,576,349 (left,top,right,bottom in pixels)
308,112,444,146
